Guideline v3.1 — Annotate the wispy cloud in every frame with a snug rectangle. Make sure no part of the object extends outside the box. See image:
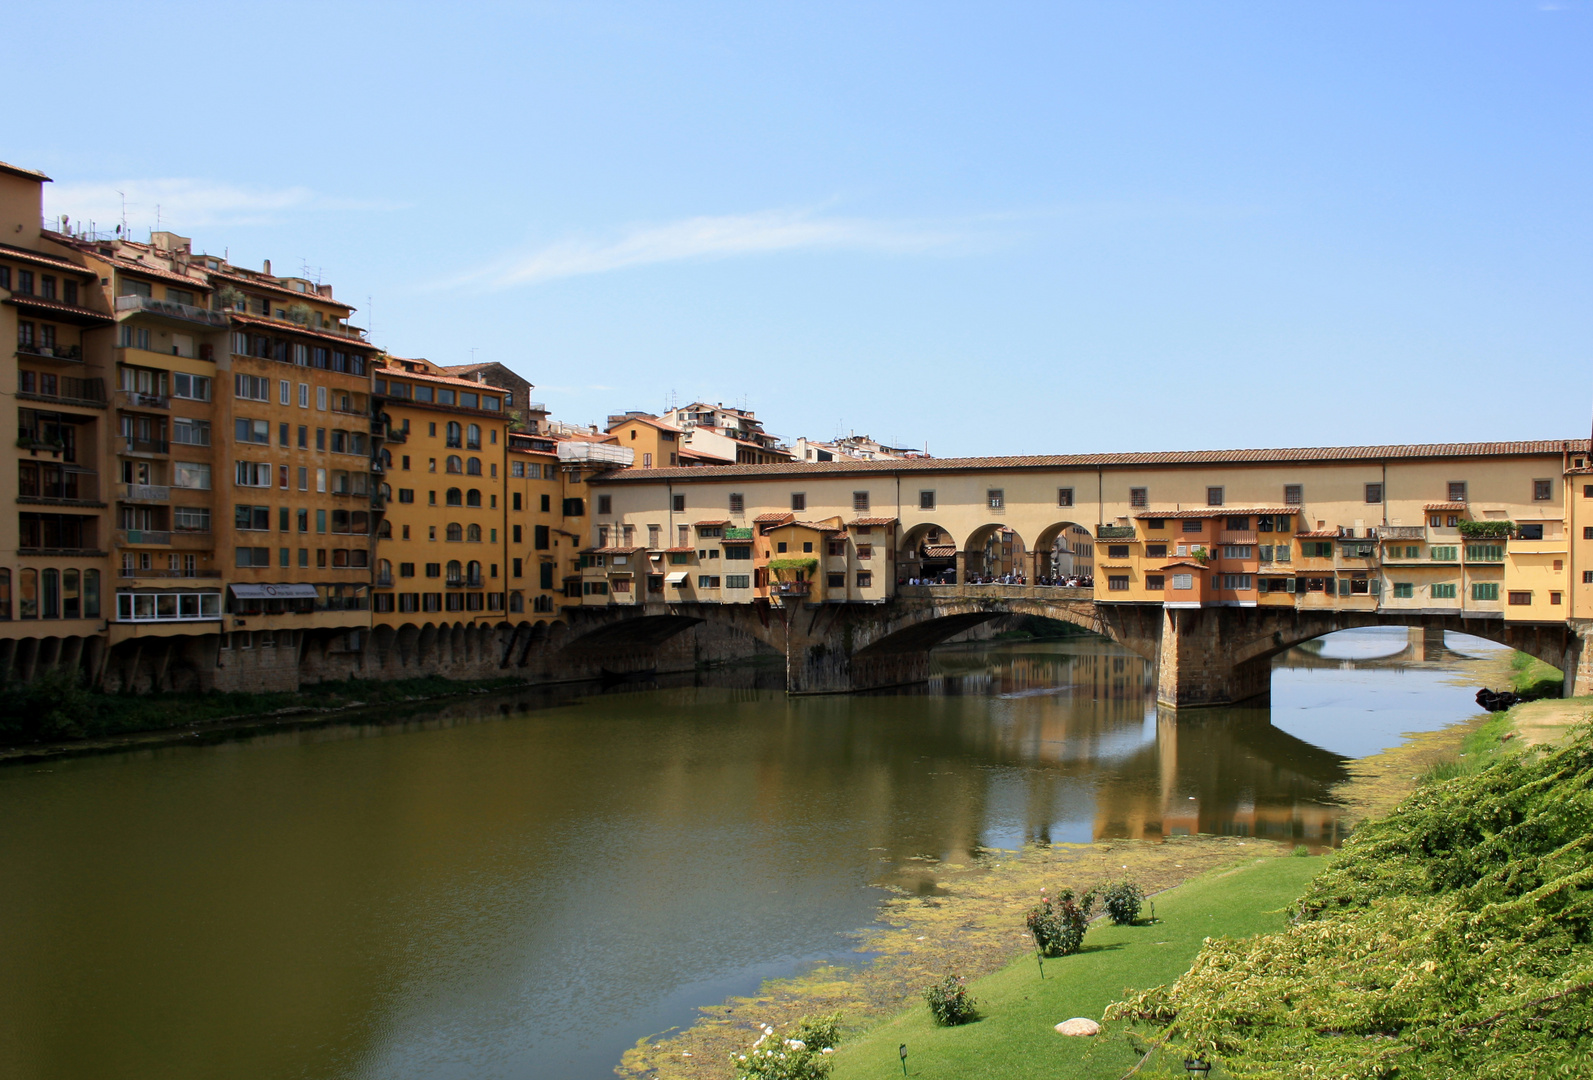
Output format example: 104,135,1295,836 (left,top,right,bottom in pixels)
444,208,968,289
43,178,405,232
